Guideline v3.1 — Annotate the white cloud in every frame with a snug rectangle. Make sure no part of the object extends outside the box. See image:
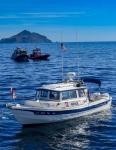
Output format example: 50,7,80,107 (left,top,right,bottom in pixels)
0,12,86,19
23,12,86,18
23,12,86,15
